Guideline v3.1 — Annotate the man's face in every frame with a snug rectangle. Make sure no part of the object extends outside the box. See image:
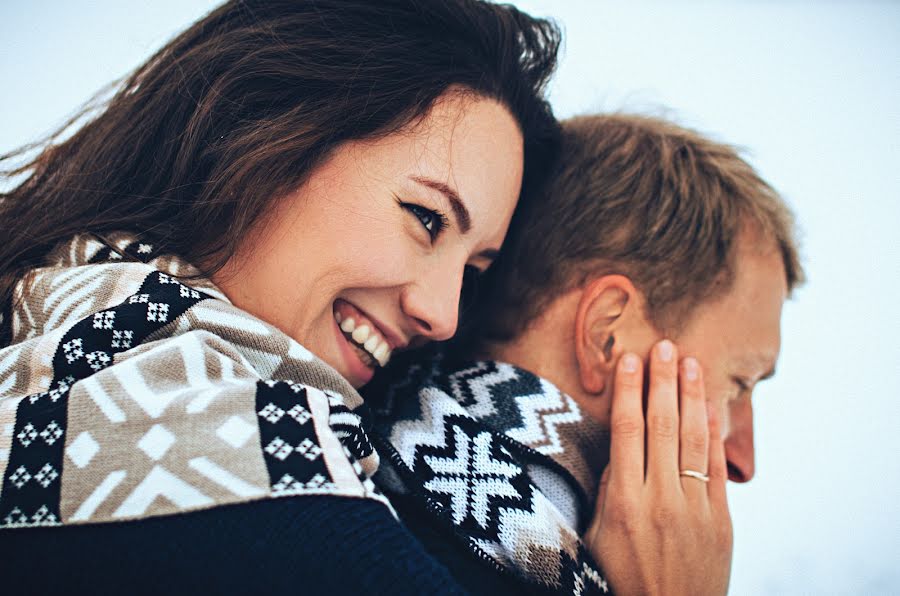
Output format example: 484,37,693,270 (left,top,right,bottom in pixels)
668,238,788,483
